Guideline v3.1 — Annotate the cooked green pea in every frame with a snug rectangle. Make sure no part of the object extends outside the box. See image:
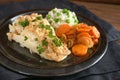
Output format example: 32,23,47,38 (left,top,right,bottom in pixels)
46,15,51,19
54,18,61,23
65,19,70,23
57,13,61,16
